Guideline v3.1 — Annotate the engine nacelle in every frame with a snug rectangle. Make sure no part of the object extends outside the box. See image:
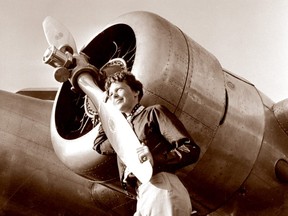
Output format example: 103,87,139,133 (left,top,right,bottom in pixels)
51,11,268,214
51,11,225,181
